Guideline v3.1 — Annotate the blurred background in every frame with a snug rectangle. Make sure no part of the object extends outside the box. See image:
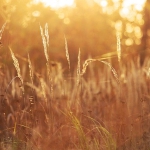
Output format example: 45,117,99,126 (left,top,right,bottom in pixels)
0,0,149,72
